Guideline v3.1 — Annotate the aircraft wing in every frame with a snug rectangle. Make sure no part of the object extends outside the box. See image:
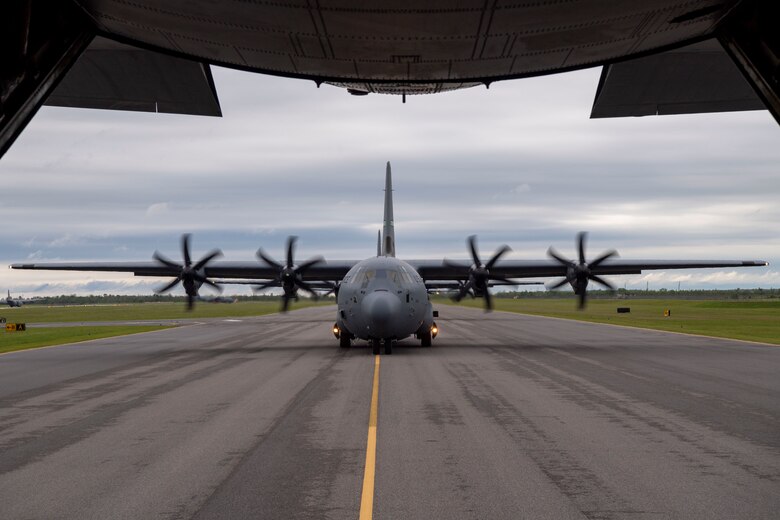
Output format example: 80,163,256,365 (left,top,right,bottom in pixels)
425,280,542,290
409,259,768,281
10,260,356,281
12,258,767,281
